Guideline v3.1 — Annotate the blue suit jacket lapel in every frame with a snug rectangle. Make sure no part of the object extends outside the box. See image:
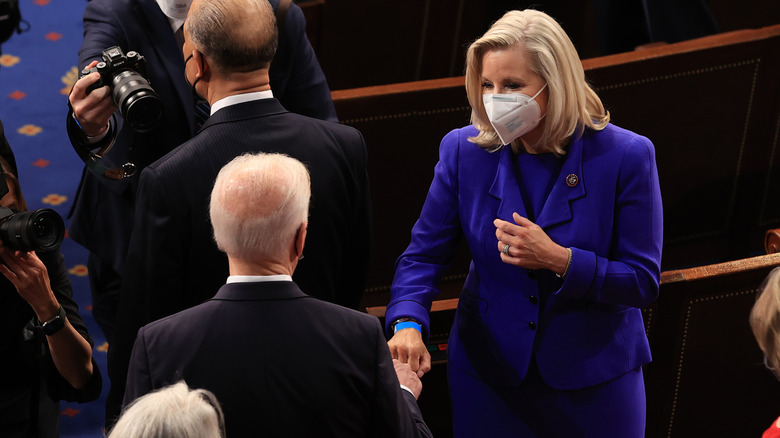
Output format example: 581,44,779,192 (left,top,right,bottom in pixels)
489,147,529,222
535,135,586,230
487,137,586,230
135,0,195,133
